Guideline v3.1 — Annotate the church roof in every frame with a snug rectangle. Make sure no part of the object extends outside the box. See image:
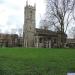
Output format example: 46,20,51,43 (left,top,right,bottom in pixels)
35,28,57,36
